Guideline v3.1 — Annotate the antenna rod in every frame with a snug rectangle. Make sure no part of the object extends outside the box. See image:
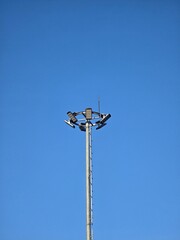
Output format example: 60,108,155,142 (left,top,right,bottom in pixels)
98,97,101,113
